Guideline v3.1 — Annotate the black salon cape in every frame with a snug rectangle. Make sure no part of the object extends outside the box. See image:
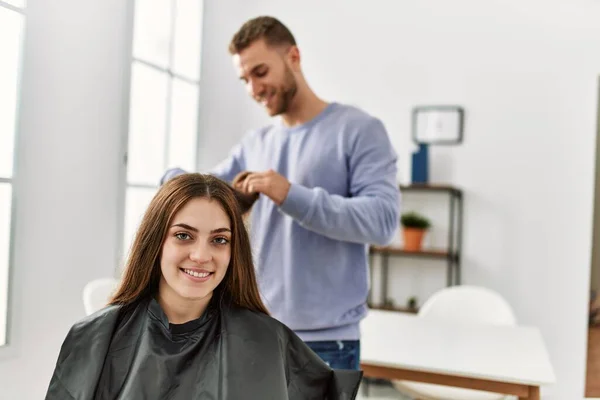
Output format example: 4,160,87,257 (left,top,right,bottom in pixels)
45,298,362,399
